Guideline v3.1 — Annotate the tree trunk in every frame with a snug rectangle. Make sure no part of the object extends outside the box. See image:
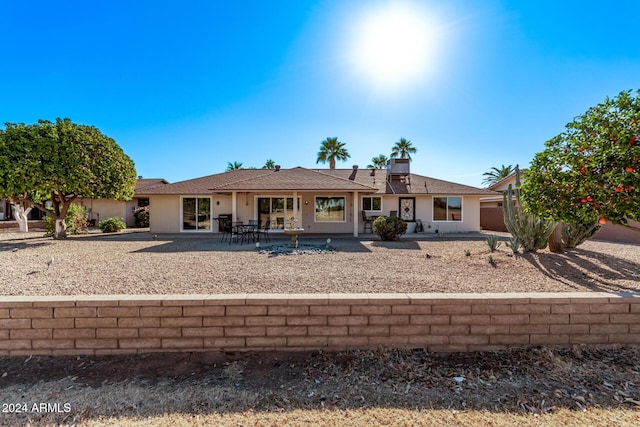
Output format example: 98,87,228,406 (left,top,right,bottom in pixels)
11,204,33,233
54,218,68,239
548,222,565,253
